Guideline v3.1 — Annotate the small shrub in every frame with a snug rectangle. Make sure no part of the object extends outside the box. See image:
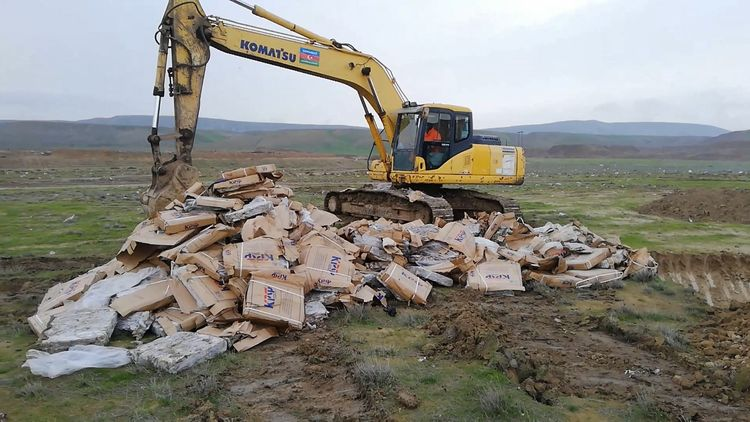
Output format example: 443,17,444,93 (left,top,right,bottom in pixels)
630,389,668,420
419,374,438,385
612,305,641,320
733,366,750,392
598,313,621,336
369,346,395,358
348,304,371,323
478,386,525,418
186,372,219,396
15,381,46,398
658,326,688,351
354,361,395,393
147,377,174,403
528,281,558,298
397,312,427,328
